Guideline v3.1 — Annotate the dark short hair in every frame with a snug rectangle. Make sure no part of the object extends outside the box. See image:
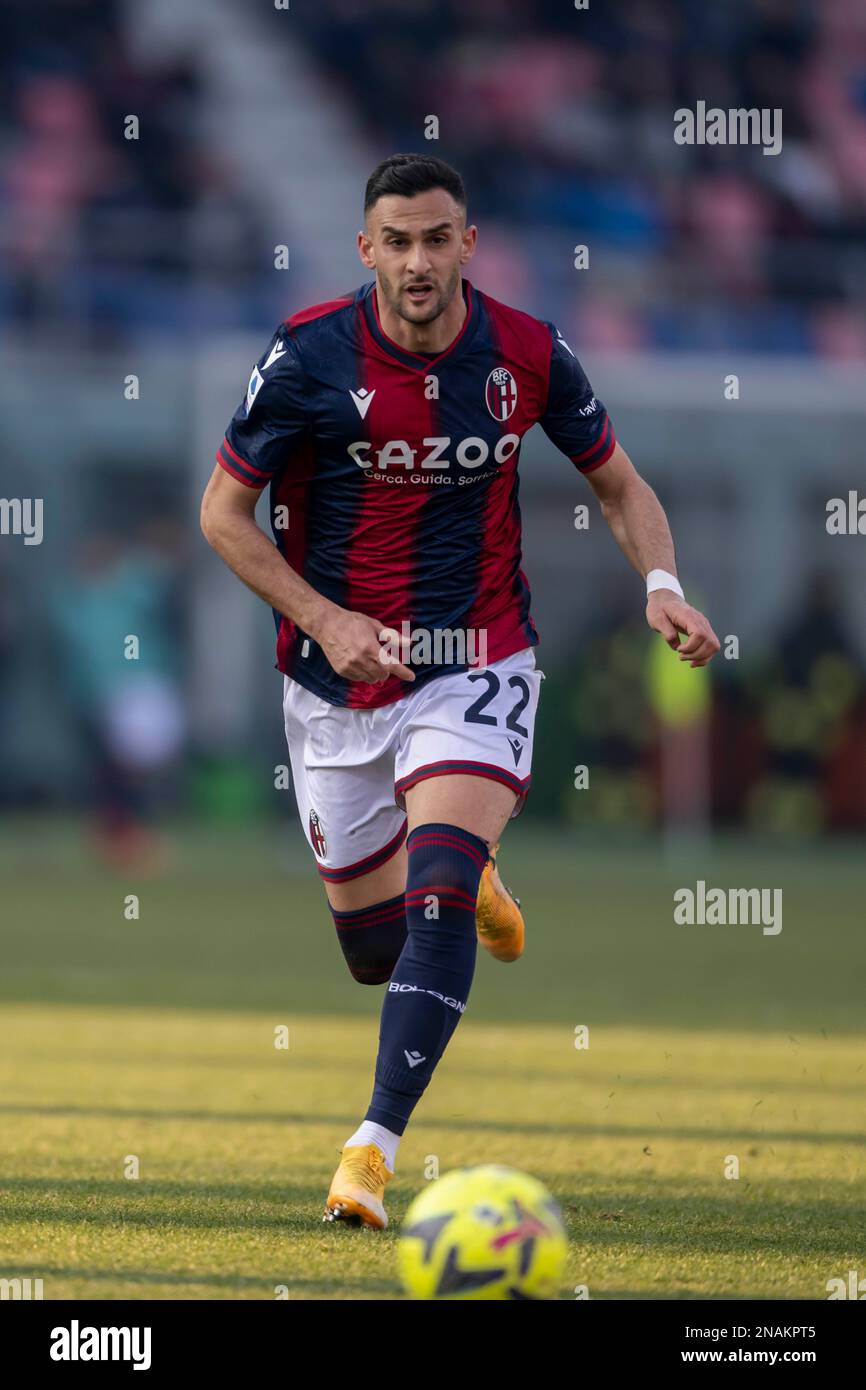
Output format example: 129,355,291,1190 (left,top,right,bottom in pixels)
364,154,466,214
